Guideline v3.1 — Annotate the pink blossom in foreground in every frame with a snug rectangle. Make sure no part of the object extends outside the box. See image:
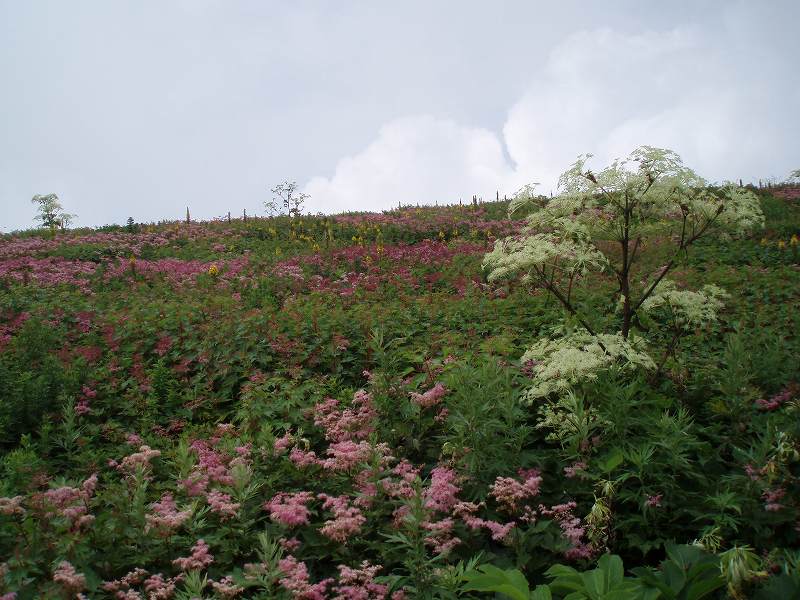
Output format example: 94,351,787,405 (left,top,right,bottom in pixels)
763,488,786,512
755,386,794,411
102,568,149,595
489,469,542,512
206,490,240,519
453,502,515,542
289,447,321,469
409,383,448,408
53,561,86,593
143,573,182,599
211,576,244,598
264,492,315,527
313,390,377,442
332,561,400,600
278,556,333,600
145,493,192,533
172,539,214,571
117,445,161,475
423,467,460,512
318,494,366,543
564,461,587,478
539,502,594,560
0,496,25,516
646,494,663,508
422,518,461,555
